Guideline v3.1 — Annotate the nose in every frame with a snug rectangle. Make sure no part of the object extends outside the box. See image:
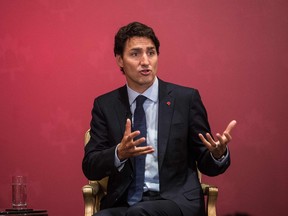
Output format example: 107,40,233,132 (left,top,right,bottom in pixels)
140,53,149,66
